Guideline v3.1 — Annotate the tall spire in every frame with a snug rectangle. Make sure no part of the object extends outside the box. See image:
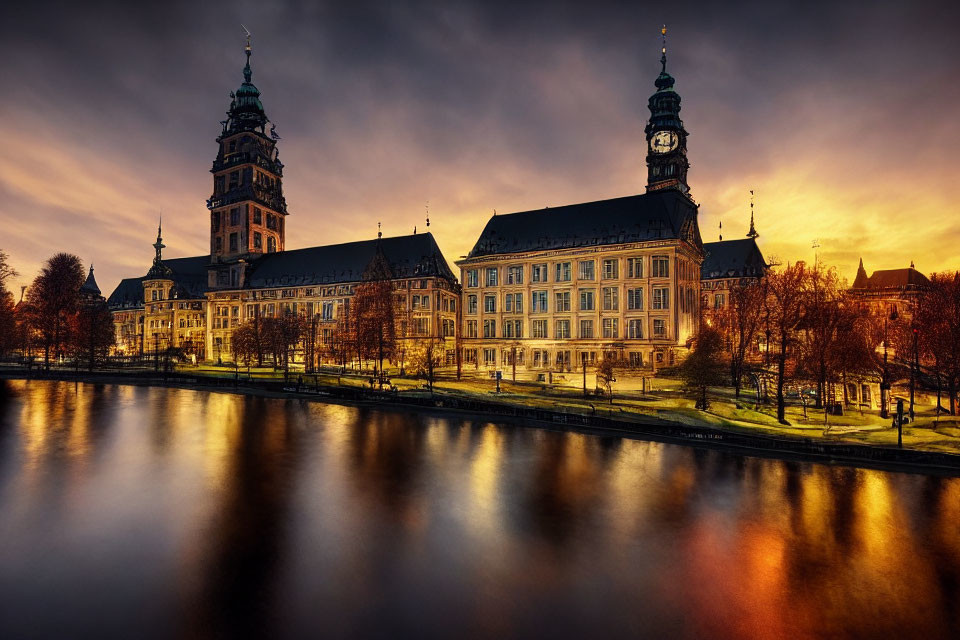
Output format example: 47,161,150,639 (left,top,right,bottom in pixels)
660,25,667,73
747,189,759,238
853,258,869,288
242,24,252,83
147,217,172,279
